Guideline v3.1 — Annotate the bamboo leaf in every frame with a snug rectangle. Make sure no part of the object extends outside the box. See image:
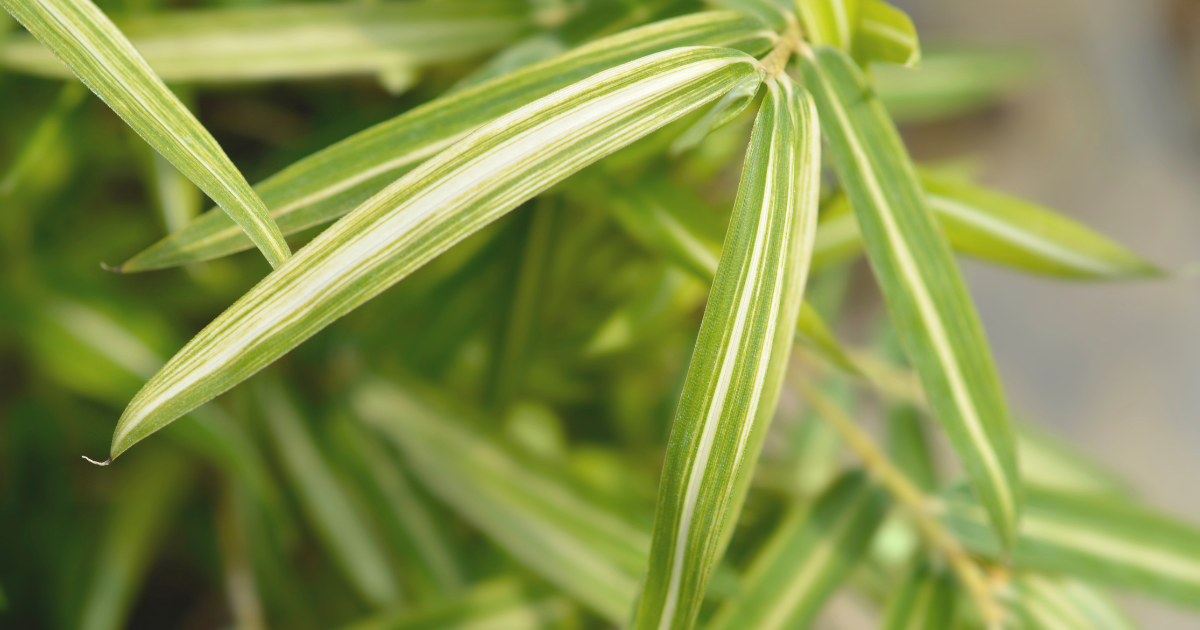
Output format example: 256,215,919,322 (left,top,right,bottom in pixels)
795,0,859,50
631,77,821,630
943,486,1200,609
707,472,888,630
923,172,1162,279
872,48,1037,123
881,562,956,630
0,80,86,196
116,12,773,272
0,0,290,267
353,379,649,623
1015,422,1131,497
257,378,402,609
799,45,1020,548
341,578,576,630
853,0,918,68
108,46,764,458
1013,574,1139,630
0,1,530,83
